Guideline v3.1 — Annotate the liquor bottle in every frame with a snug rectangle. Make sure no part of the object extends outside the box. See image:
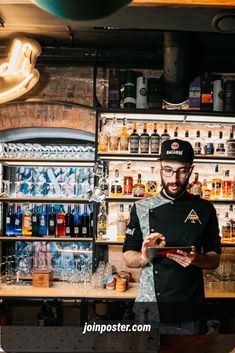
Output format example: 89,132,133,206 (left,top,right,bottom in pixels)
32,205,40,237
200,72,213,111
150,123,160,154
201,179,211,200
6,205,15,237
38,205,48,237
98,117,110,153
129,122,139,153
147,77,162,109
97,200,108,240
56,205,66,237
73,205,82,237
81,204,90,237
190,173,202,197
98,165,109,197
89,205,94,237
109,116,119,152
48,205,56,236
160,123,170,144
123,176,133,196
221,212,231,242
133,174,145,197
110,169,123,197
22,204,32,236
139,123,150,154
205,130,214,155
211,165,222,199
108,69,120,108
14,204,22,236
174,127,178,137
145,167,158,197
227,130,235,157
222,170,233,199
124,70,136,109
136,76,148,109
119,119,129,152
117,204,127,242
65,204,74,237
